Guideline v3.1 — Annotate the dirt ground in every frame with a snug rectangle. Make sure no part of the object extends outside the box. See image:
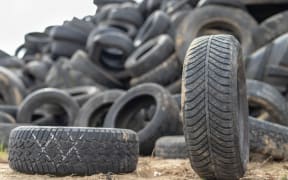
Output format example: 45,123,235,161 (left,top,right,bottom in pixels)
1,157,288,180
